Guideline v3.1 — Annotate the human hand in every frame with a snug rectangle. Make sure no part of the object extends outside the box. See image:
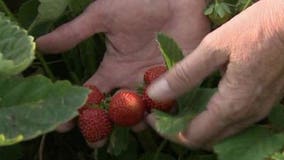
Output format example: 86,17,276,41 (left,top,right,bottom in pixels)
36,0,210,146
37,0,209,92
147,0,284,149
